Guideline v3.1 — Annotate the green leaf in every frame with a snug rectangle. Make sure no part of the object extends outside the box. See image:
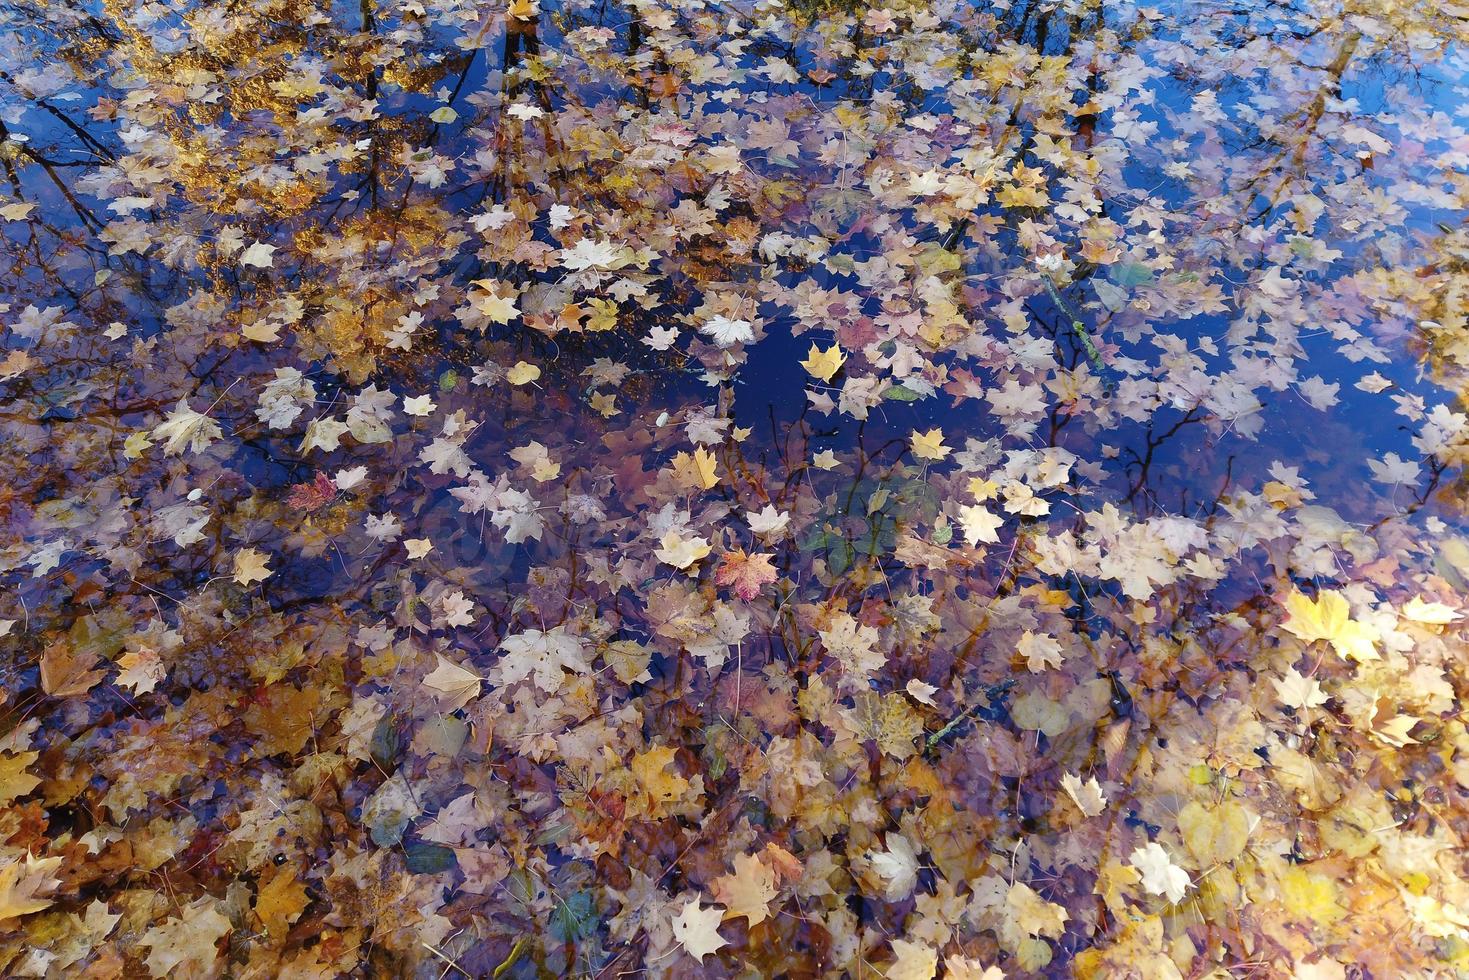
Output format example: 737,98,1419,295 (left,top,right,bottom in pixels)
549,890,598,943
404,840,457,874
369,715,402,773
1108,261,1155,287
